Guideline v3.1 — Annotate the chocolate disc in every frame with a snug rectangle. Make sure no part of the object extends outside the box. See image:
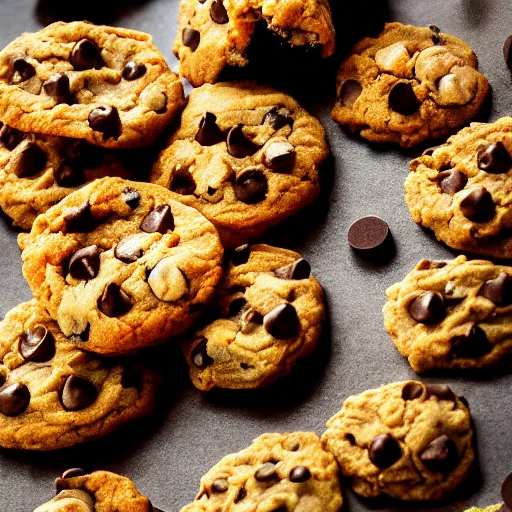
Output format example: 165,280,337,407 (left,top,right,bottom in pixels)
348,216,389,250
